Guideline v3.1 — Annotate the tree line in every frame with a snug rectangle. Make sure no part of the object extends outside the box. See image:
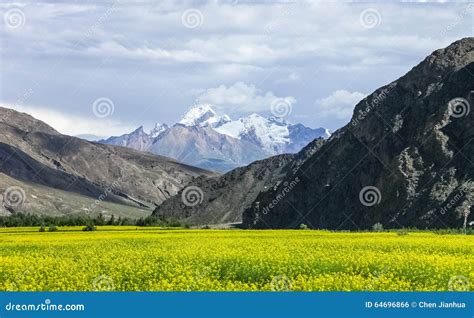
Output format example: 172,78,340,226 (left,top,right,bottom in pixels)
0,213,185,228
